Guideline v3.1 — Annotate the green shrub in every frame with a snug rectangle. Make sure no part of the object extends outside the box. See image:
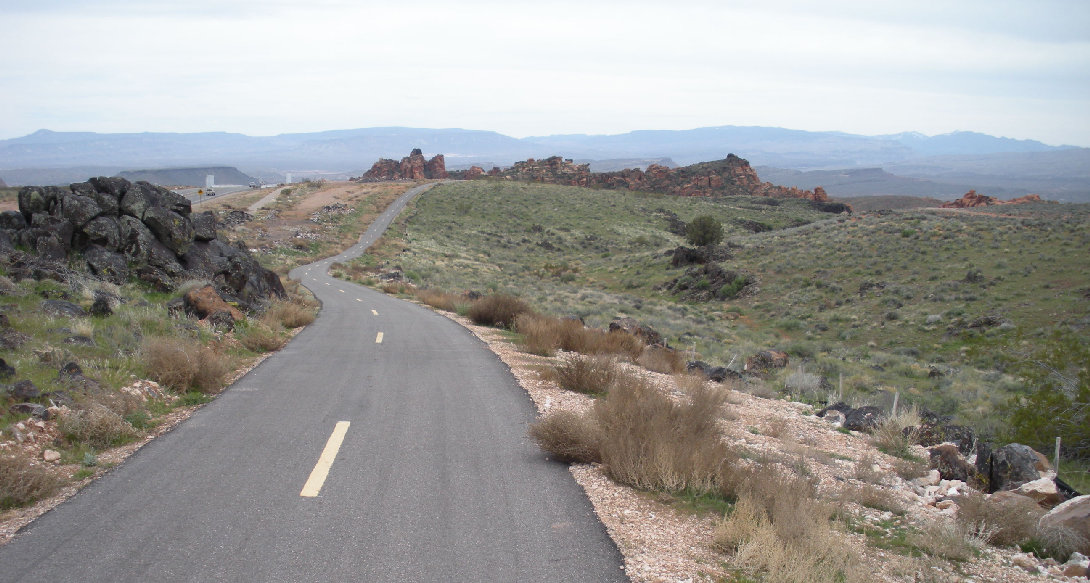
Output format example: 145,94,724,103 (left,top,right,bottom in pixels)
685,215,724,247
58,404,139,449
